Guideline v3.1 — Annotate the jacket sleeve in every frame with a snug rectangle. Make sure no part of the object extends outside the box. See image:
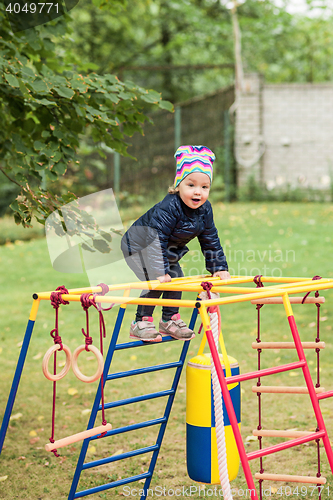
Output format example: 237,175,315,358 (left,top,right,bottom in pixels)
146,200,179,276
198,203,228,273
